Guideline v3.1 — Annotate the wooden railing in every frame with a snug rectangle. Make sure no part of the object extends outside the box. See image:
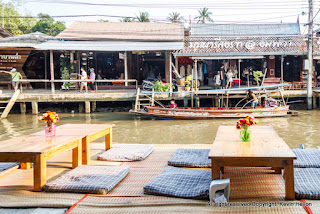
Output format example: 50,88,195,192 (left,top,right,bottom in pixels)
0,79,138,94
